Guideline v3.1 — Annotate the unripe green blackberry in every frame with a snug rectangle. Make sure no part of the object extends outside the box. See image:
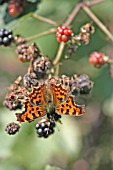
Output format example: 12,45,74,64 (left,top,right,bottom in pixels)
0,28,14,46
